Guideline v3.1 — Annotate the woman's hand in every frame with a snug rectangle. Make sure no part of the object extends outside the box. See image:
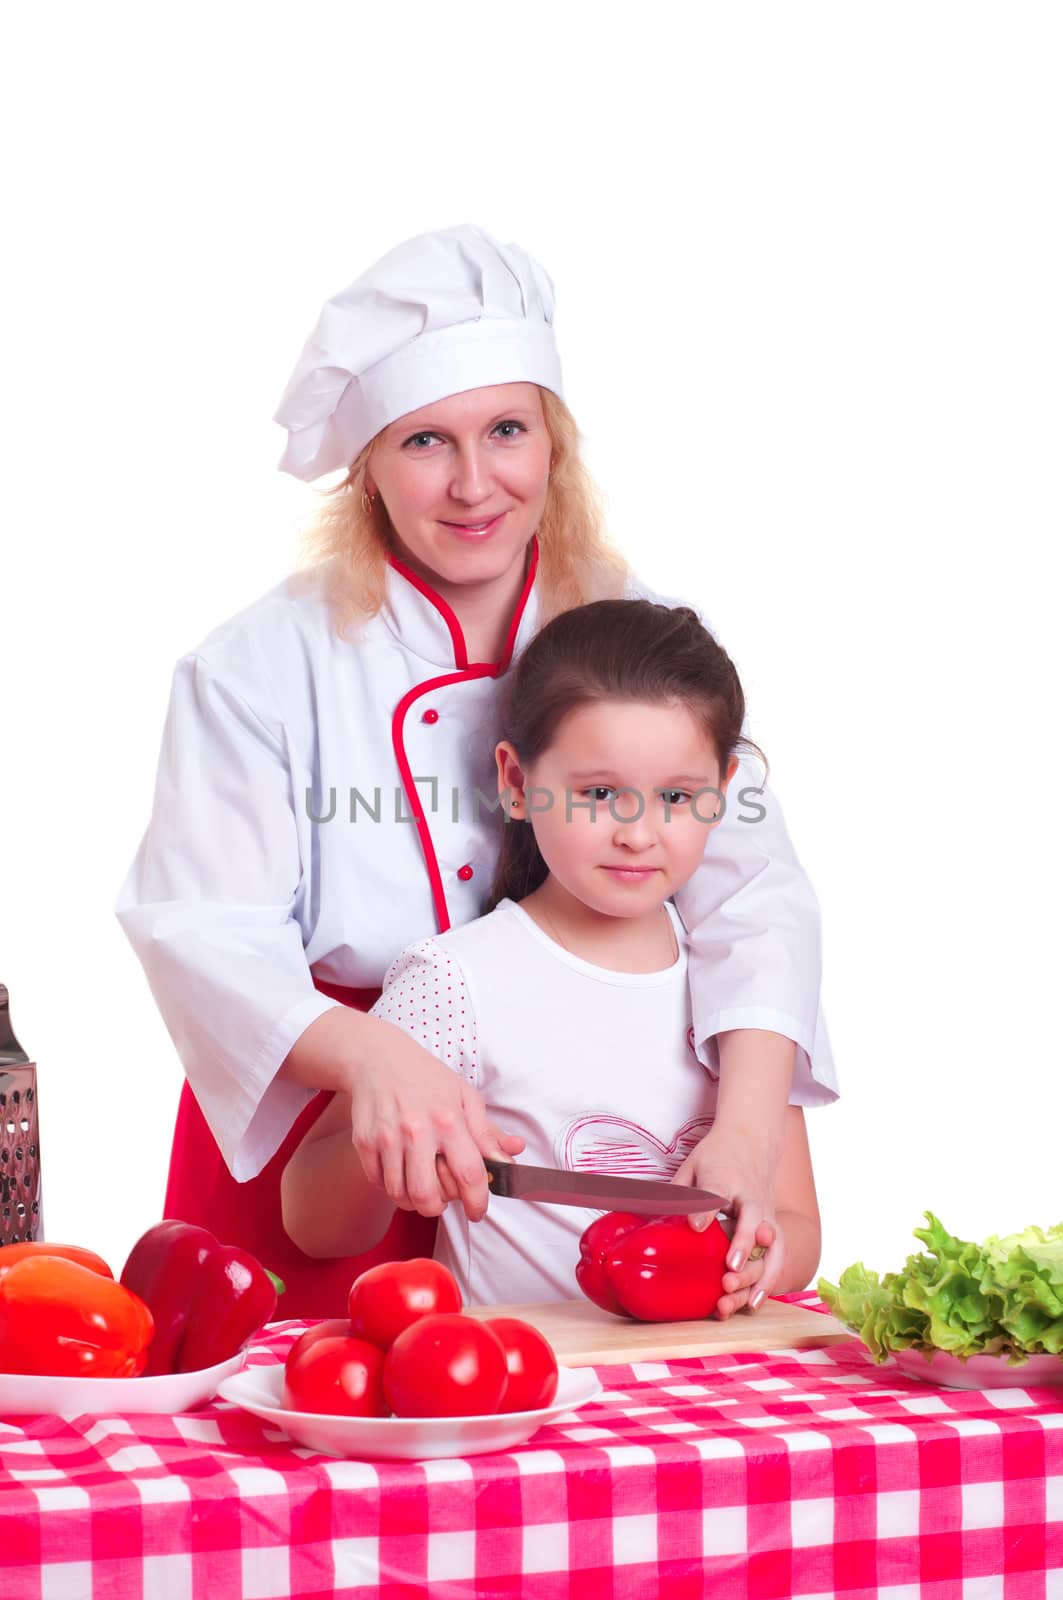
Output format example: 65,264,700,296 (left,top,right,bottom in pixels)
347,1015,524,1221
